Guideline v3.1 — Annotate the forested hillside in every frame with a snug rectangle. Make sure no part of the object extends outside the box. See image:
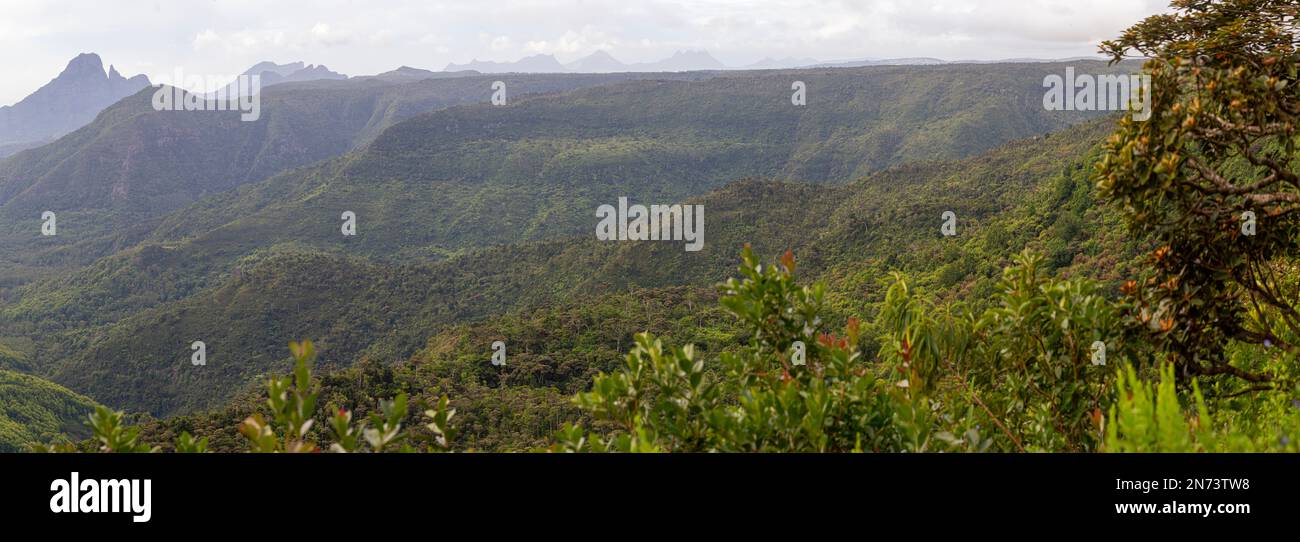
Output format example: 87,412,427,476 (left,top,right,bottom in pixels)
10,0,1299,456
0,62,1127,363
3,61,1132,420
0,369,98,452
41,115,1122,420
0,71,715,276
